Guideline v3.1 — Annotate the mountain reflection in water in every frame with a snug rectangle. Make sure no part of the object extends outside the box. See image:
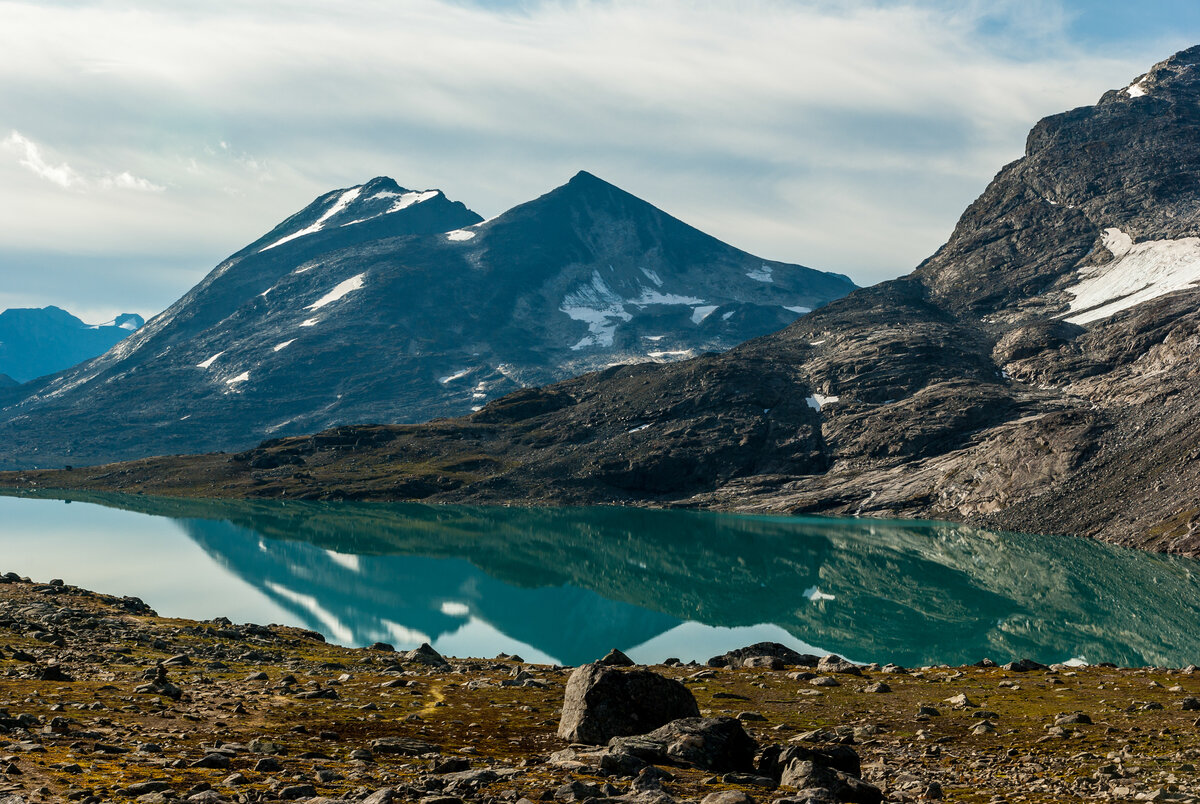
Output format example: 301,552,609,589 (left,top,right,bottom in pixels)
5,491,1200,668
